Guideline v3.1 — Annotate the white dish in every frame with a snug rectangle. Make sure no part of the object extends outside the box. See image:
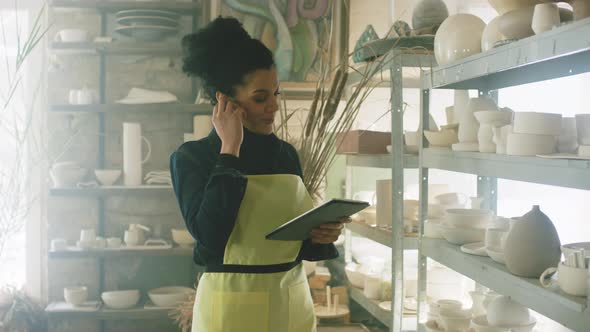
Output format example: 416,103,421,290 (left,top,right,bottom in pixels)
117,15,179,28
452,142,479,152
461,242,489,256
512,112,562,136
115,9,180,20
485,246,506,264
506,132,556,156
171,228,195,248
440,224,486,245
94,169,121,186
445,209,493,229
424,130,458,147
114,25,178,42
147,287,194,307
101,290,140,309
